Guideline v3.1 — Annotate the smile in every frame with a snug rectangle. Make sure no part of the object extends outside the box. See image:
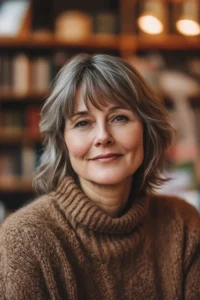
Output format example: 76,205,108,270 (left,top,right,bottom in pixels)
91,154,122,162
